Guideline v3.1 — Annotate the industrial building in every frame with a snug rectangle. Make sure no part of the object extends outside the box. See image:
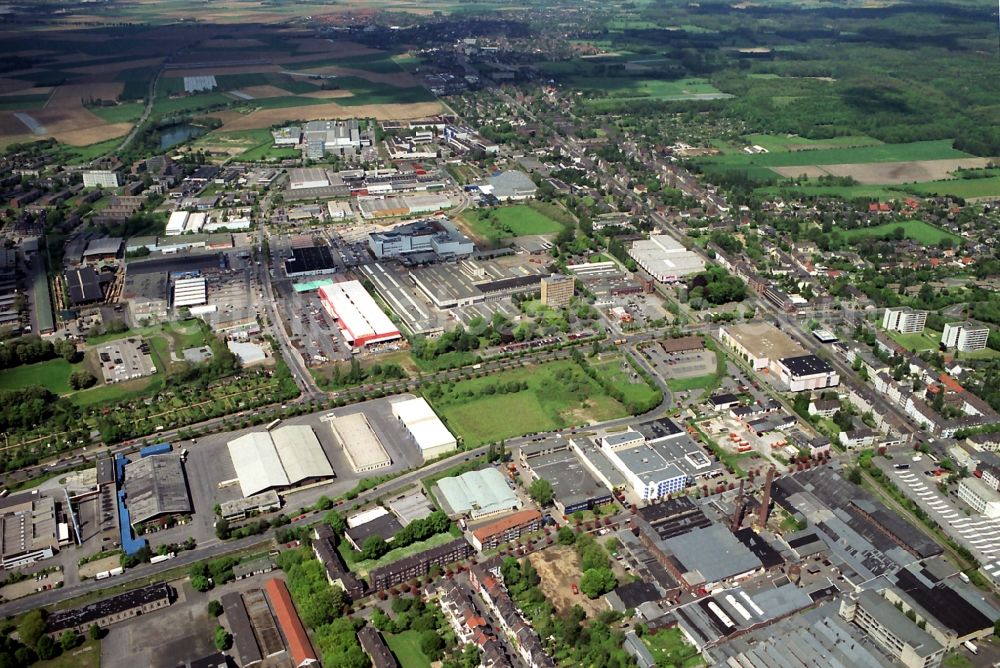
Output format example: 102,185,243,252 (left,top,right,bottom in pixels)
774,354,840,392
330,412,392,472
358,194,452,220
122,271,169,323
718,322,807,370
659,523,764,589
264,578,320,667
540,274,574,308
368,219,474,261
942,321,990,352
839,590,944,668
302,119,368,159
165,211,190,236
82,237,123,262
883,307,928,334
65,267,109,306
599,421,720,502
345,508,404,551
121,454,191,526
436,468,521,519
173,276,207,308
0,491,60,569
390,397,457,460
283,245,337,277
628,235,705,283
288,168,332,190
219,490,281,522
46,582,174,636
484,171,537,201
227,426,335,498
410,259,547,309
319,280,401,348
520,439,613,515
